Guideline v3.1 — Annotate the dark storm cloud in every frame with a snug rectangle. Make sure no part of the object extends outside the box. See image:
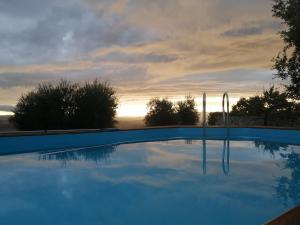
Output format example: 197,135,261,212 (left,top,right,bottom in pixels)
0,0,54,17
0,0,154,66
0,73,60,88
0,64,149,88
98,52,178,64
222,21,282,37
223,27,263,37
